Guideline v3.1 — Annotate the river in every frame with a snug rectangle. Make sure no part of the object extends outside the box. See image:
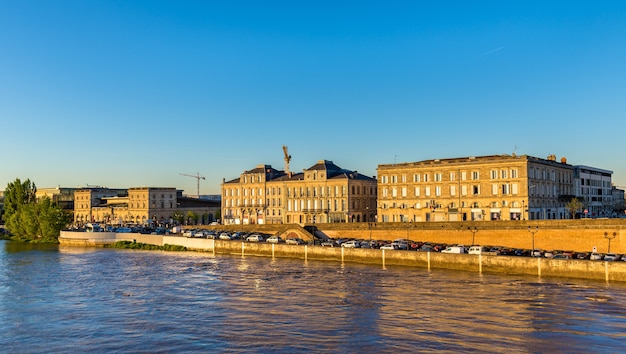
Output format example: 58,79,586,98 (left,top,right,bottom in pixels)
0,240,625,353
